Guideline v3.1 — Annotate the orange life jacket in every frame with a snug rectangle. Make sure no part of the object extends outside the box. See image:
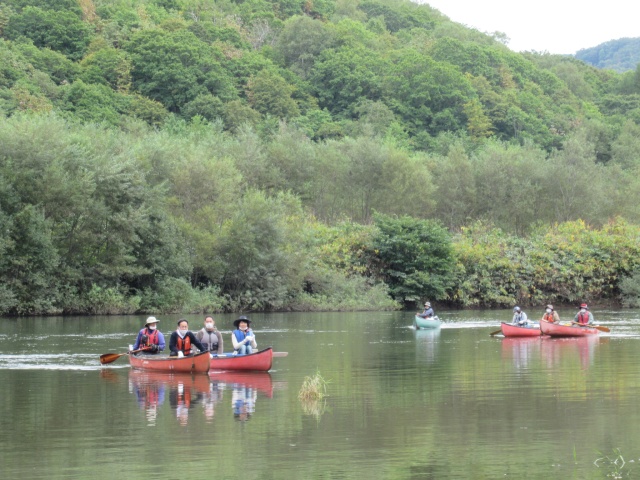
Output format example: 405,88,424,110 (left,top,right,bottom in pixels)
543,312,555,323
577,311,590,325
176,335,192,355
142,328,159,346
